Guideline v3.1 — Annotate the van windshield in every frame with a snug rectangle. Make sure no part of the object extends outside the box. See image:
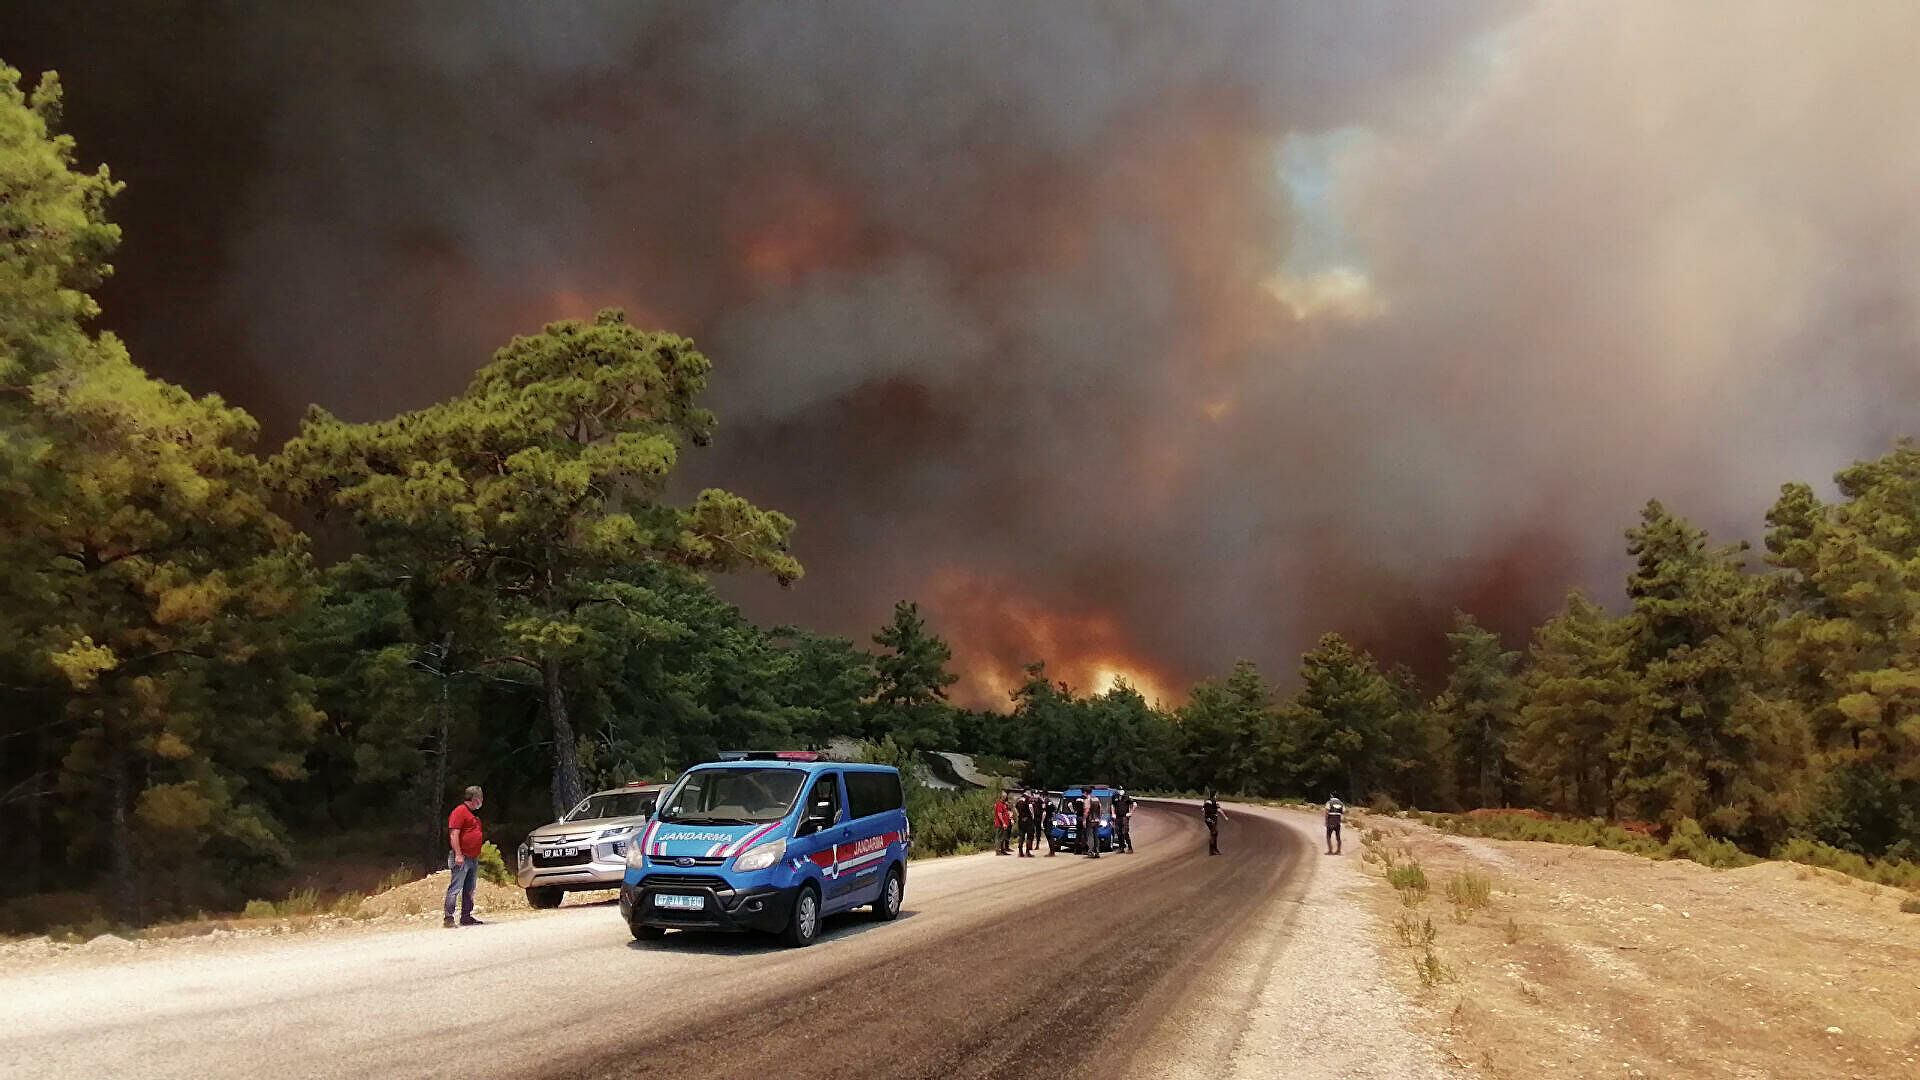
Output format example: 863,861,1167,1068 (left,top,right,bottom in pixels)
658,767,807,825
563,792,656,822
